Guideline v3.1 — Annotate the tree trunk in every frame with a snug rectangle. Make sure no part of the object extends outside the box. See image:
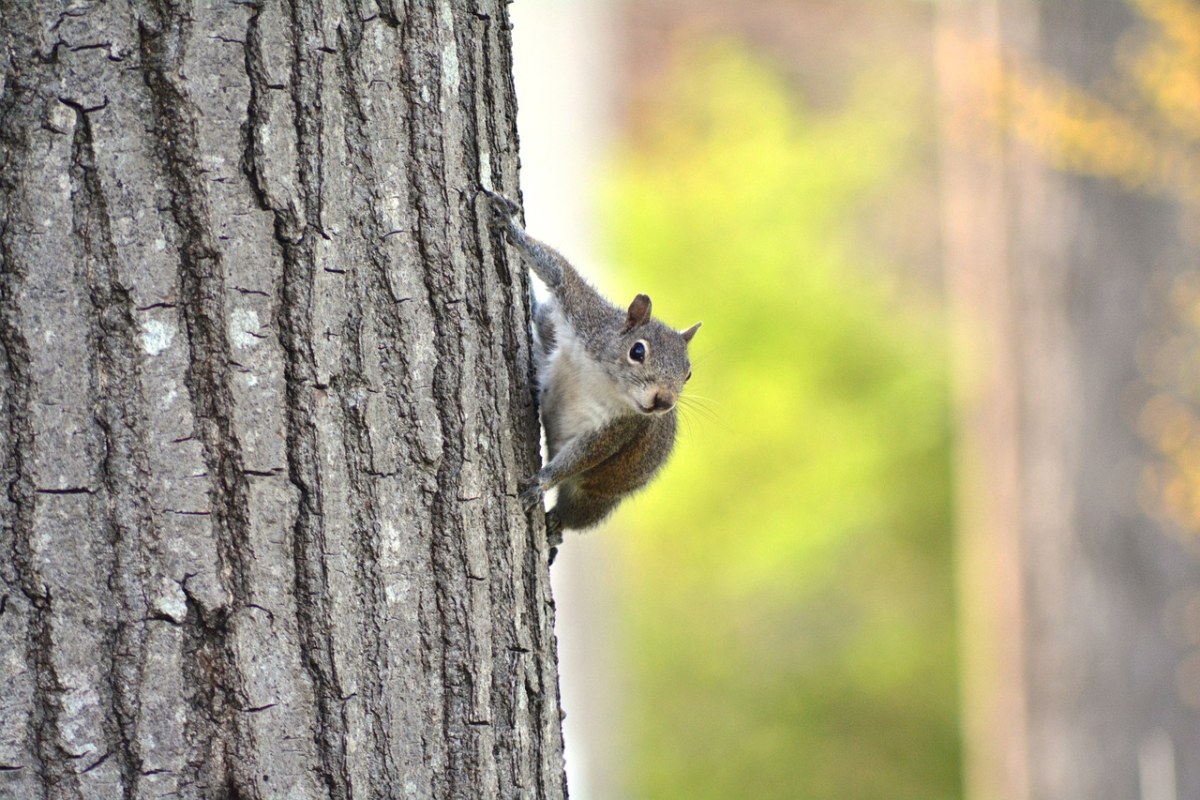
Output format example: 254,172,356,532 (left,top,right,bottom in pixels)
940,1,1200,798
0,2,566,798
